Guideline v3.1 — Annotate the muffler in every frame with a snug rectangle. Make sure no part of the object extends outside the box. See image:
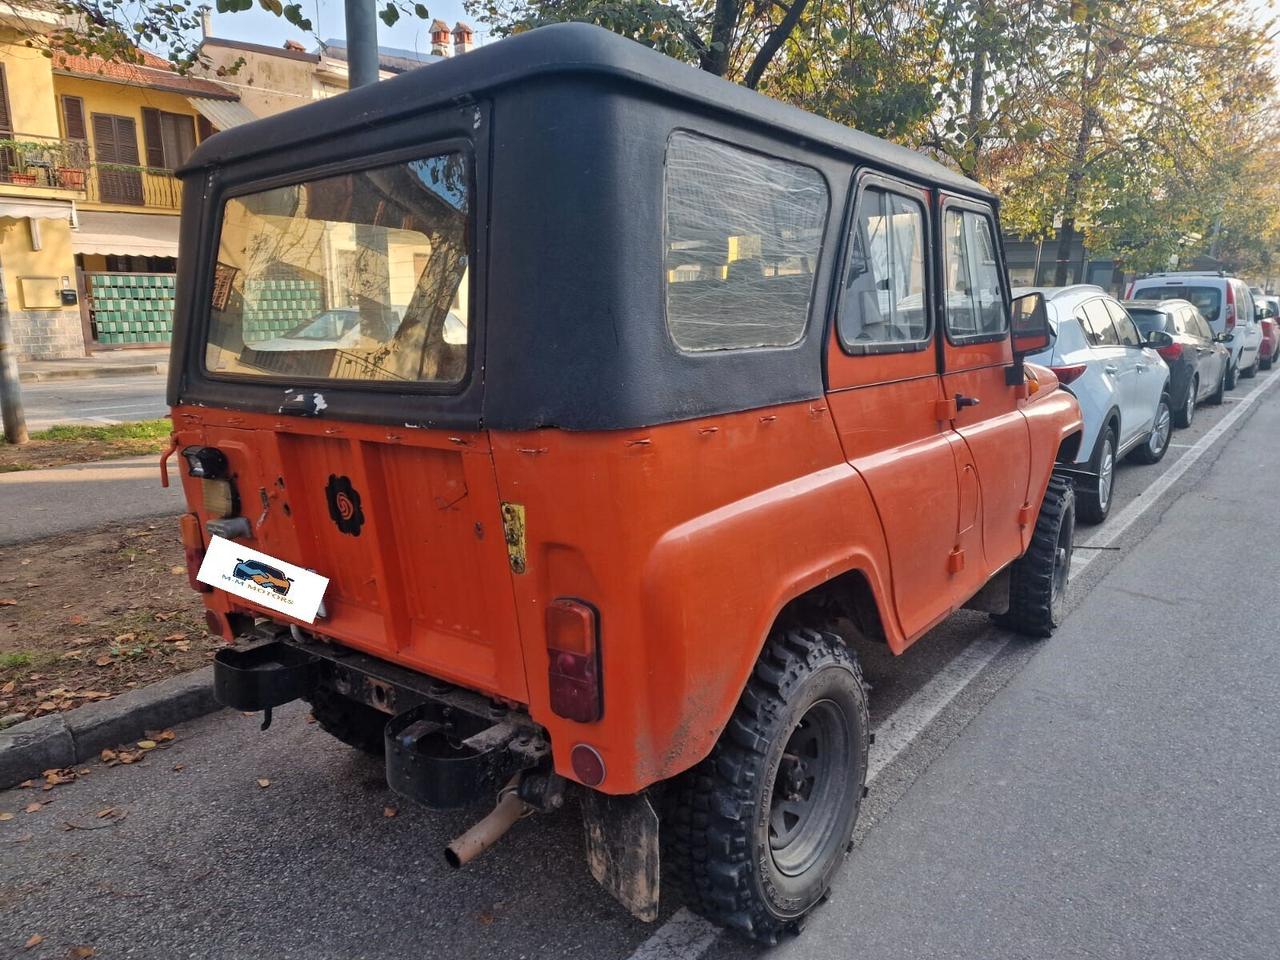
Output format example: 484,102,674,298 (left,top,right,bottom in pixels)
444,776,530,868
